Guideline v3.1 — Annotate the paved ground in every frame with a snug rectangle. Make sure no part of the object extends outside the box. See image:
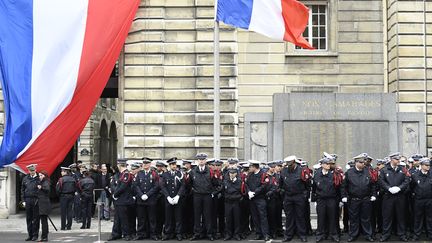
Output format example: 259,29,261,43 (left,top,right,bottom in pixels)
0,204,430,242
